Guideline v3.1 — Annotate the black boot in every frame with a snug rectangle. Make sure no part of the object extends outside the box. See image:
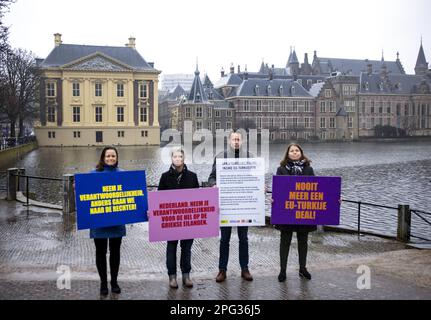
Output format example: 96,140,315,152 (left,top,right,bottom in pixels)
100,282,109,296
278,270,287,282
299,268,311,280
111,281,121,294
